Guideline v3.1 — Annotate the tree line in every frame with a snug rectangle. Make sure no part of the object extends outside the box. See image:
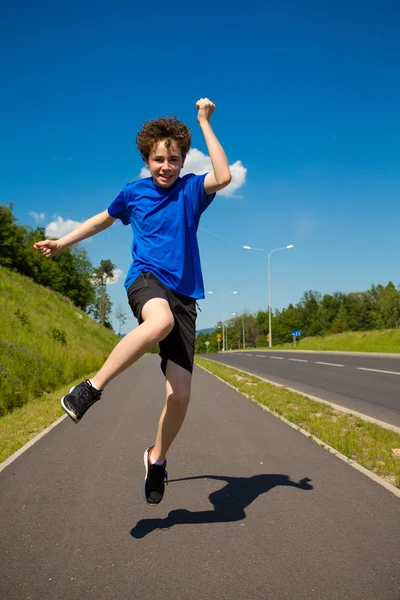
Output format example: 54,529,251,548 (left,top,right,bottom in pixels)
195,284,400,354
0,203,128,330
